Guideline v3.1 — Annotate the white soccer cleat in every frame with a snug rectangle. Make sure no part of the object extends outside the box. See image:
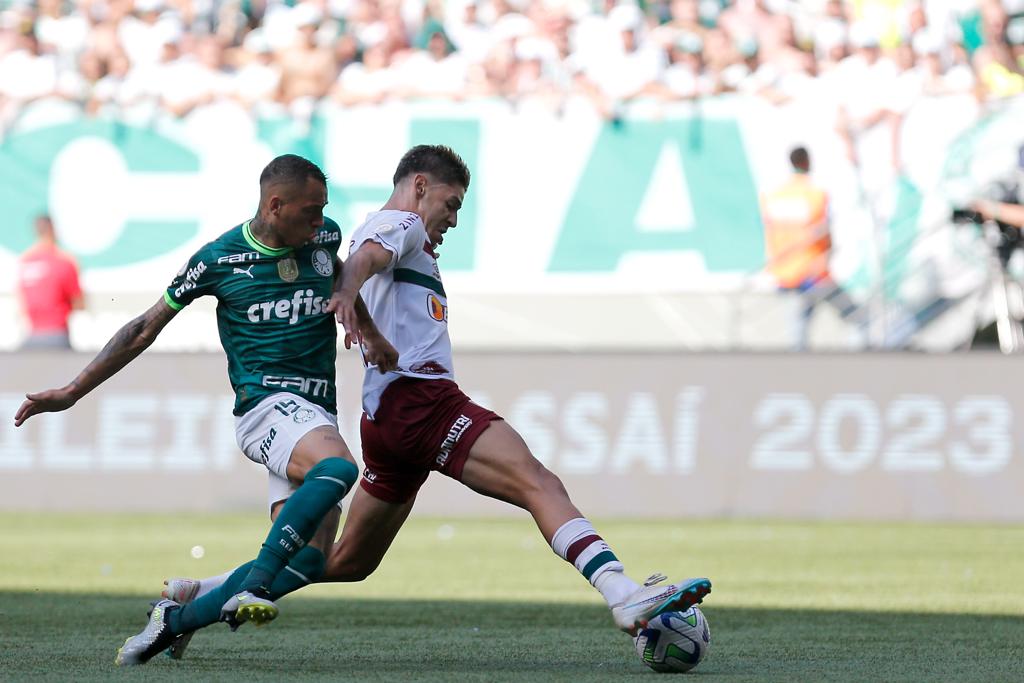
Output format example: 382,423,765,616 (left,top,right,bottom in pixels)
611,574,712,636
220,590,278,631
161,578,201,659
115,599,180,666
